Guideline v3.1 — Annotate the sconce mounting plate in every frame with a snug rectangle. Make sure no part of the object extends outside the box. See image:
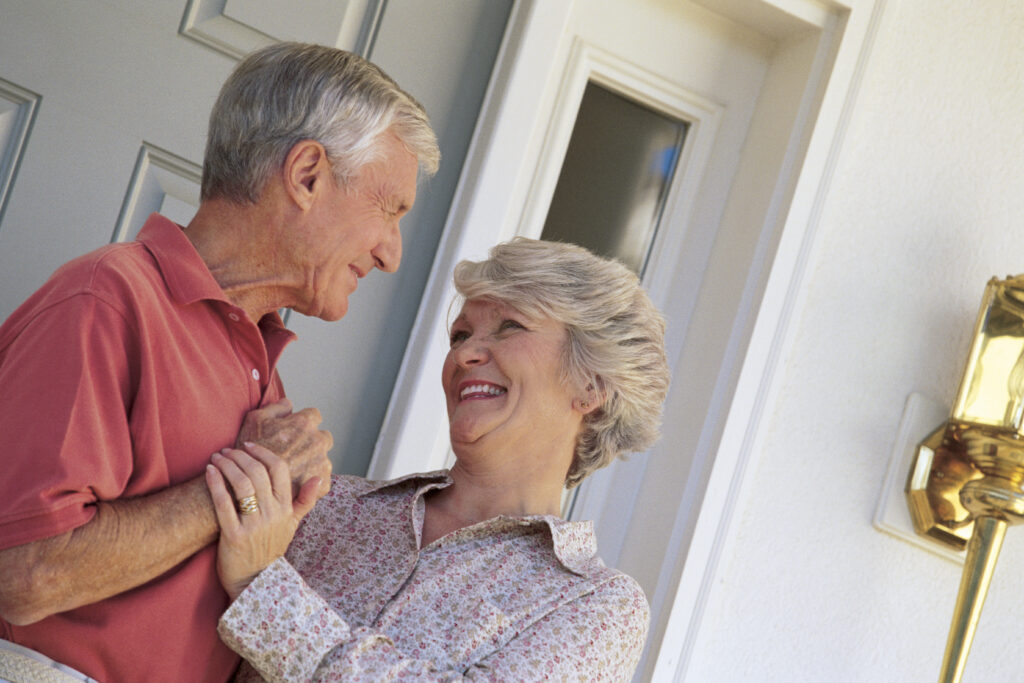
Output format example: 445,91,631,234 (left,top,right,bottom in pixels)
906,423,983,551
